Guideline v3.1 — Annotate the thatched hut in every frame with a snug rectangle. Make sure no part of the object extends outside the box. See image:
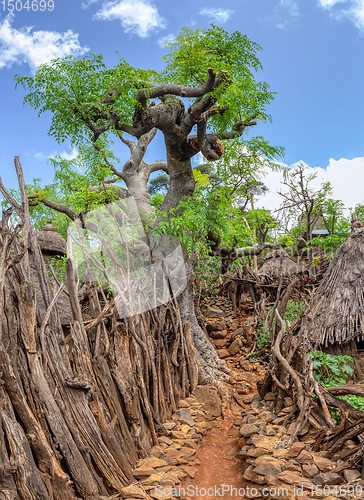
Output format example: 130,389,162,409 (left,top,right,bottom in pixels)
258,249,305,281
300,227,364,357
32,222,72,325
36,221,67,258
296,215,330,276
